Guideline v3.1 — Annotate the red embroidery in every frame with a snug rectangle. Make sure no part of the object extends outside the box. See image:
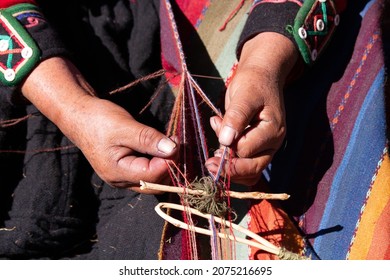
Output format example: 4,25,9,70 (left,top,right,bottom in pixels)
24,16,40,28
